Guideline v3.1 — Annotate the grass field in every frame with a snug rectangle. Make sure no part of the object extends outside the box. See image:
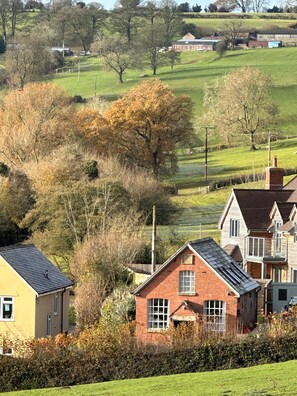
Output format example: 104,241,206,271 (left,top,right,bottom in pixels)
184,16,297,30
53,47,297,134
5,360,297,395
